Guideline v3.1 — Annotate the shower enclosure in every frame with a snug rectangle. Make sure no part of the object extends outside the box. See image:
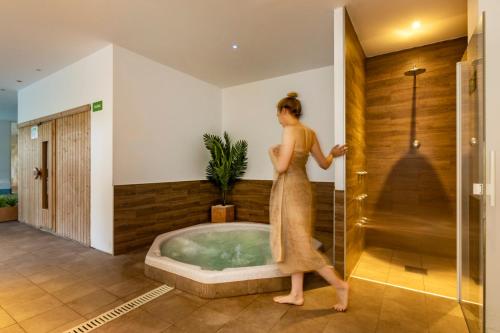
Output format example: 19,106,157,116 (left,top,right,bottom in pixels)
457,16,485,333
336,6,487,333
344,37,468,298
